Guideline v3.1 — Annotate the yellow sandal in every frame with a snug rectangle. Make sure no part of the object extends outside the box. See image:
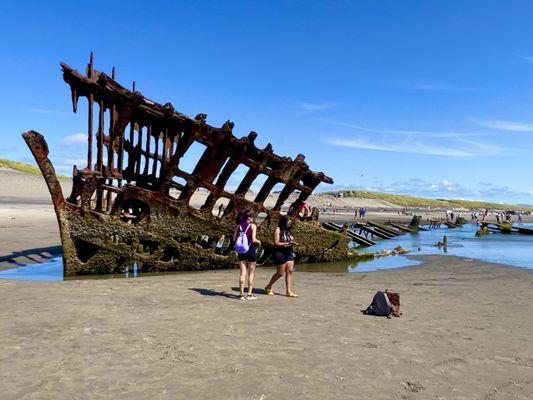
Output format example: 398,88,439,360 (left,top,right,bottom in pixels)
265,287,274,295
286,292,299,298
